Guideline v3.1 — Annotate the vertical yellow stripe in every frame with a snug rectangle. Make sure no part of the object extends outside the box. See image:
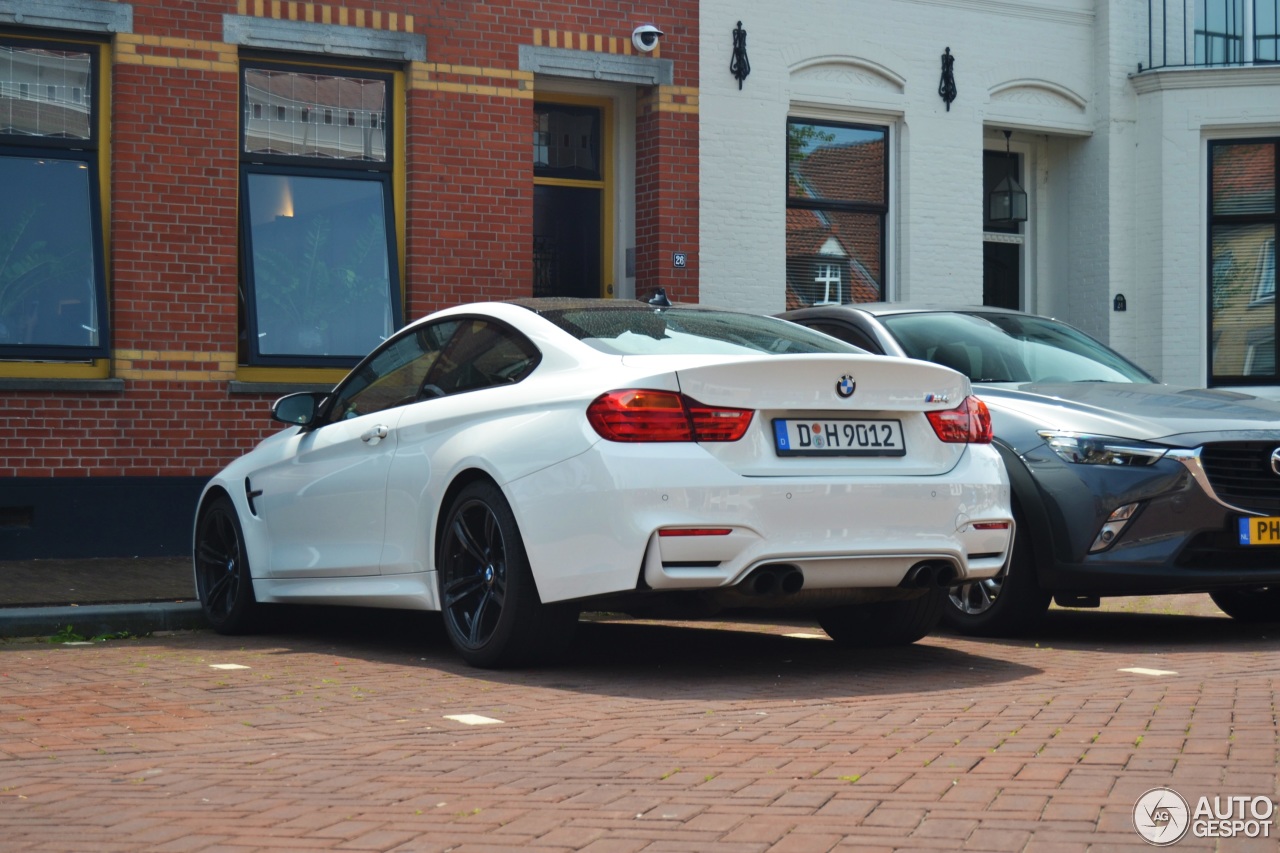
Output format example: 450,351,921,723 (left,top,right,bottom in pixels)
270,0,280,20
321,5,331,24
237,0,247,15
404,13,413,32
287,1,297,20
304,2,314,22
355,9,365,28
338,7,348,26
388,12,398,31
533,28,543,46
